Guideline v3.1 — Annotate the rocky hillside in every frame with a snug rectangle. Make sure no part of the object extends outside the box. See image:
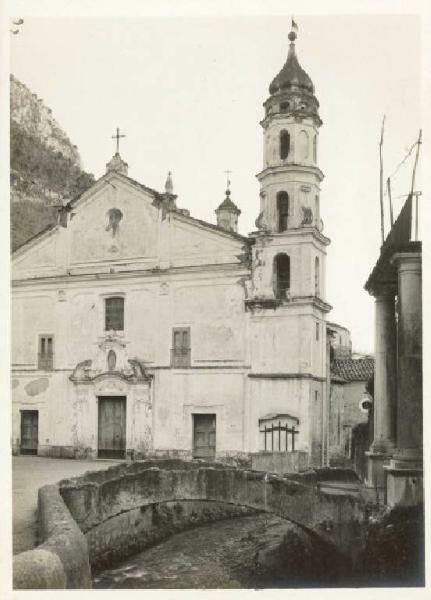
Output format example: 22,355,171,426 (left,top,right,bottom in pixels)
10,75,95,251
